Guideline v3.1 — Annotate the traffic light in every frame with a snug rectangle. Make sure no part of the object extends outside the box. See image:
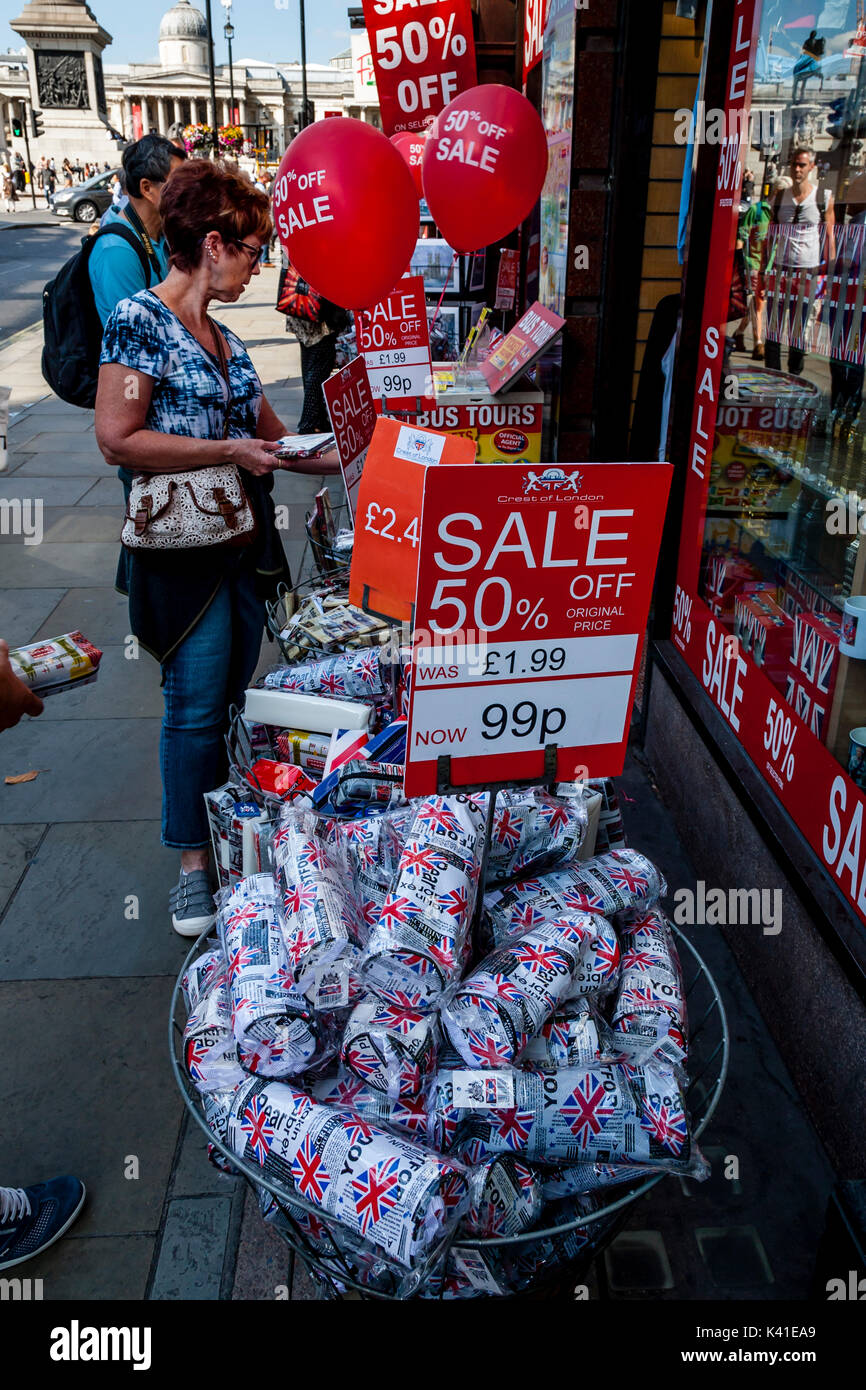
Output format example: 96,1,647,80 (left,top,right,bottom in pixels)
10,114,23,139
304,98,315,128
31,109,43,139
